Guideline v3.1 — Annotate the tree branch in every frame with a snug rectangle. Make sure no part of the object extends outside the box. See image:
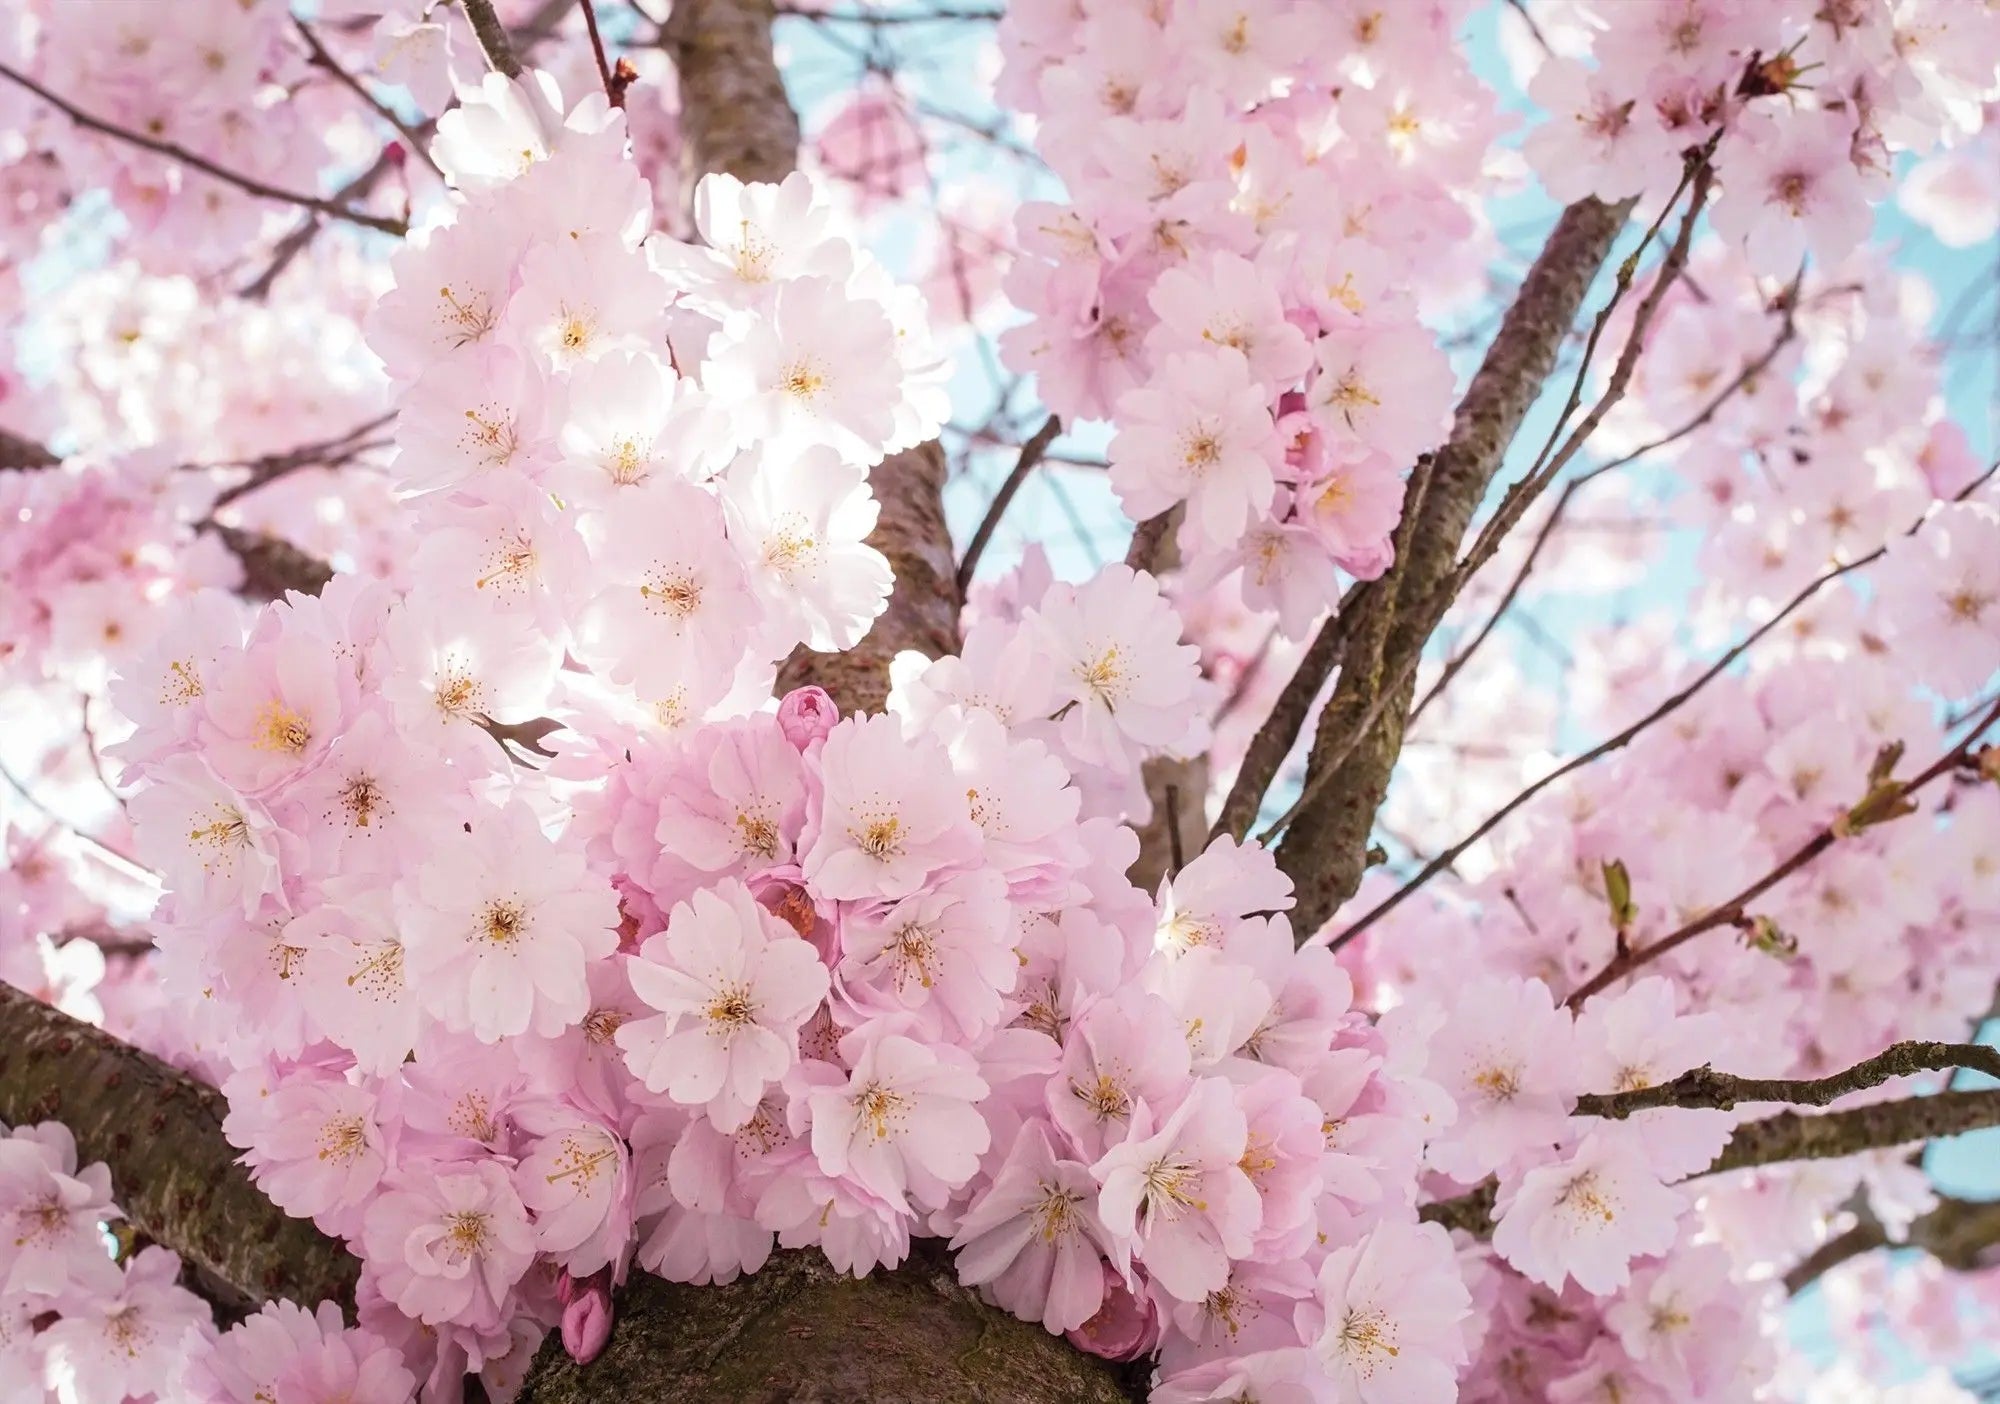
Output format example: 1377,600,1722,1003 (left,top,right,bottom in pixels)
955,414,1060,594
1564,696,2000,1006
197,522,336,601
1209,585,1369,842
461,0,525,77
1268,196,1636,936
0,60,407,236
1576,1041,2000,1119
1705,1087,2000,1177
519,1243,1140,1403
1332,463,2000,953
293,18,445,179
0,983,358,1311
661,0,801,187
